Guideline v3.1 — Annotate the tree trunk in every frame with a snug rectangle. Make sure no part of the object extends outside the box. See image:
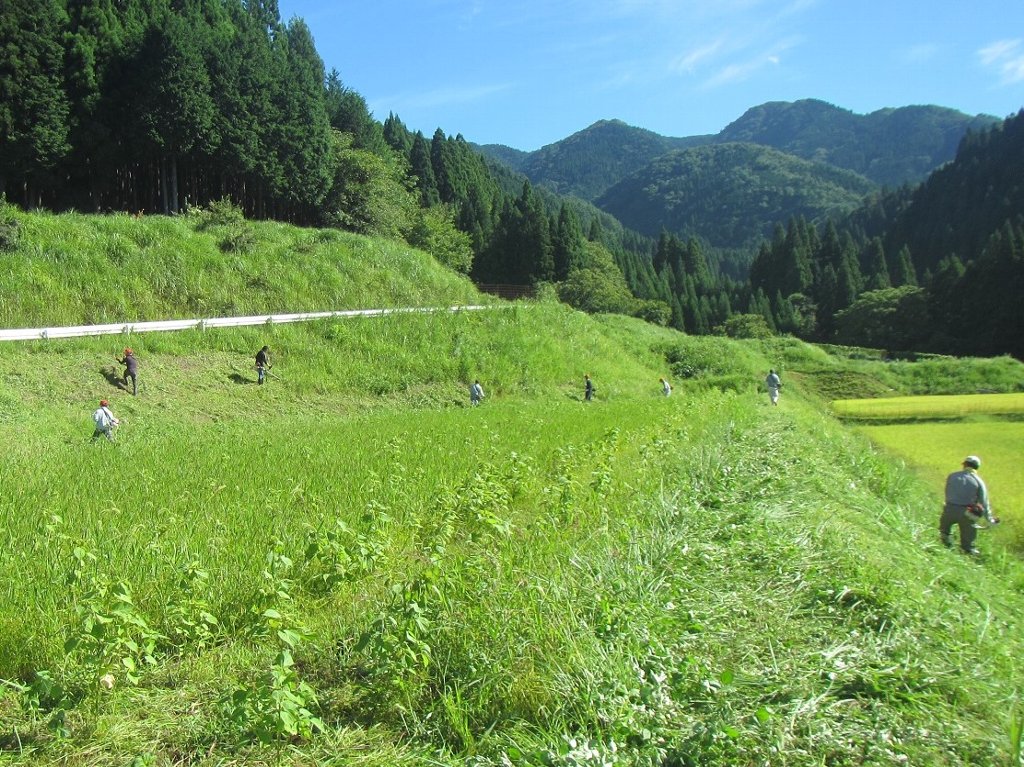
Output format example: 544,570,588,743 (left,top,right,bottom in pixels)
159,157,169,215
170,155,179,214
